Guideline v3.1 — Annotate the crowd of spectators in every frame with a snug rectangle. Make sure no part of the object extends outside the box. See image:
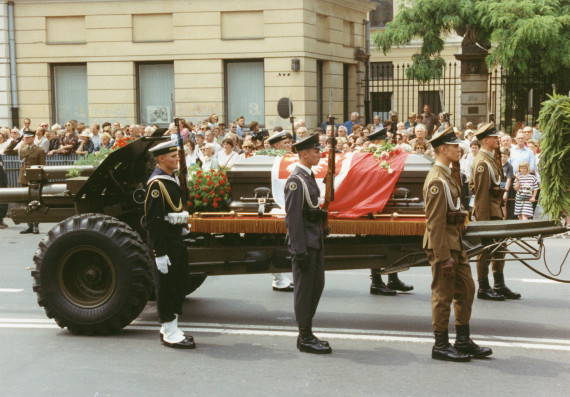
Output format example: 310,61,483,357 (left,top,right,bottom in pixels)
0,107,565,231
